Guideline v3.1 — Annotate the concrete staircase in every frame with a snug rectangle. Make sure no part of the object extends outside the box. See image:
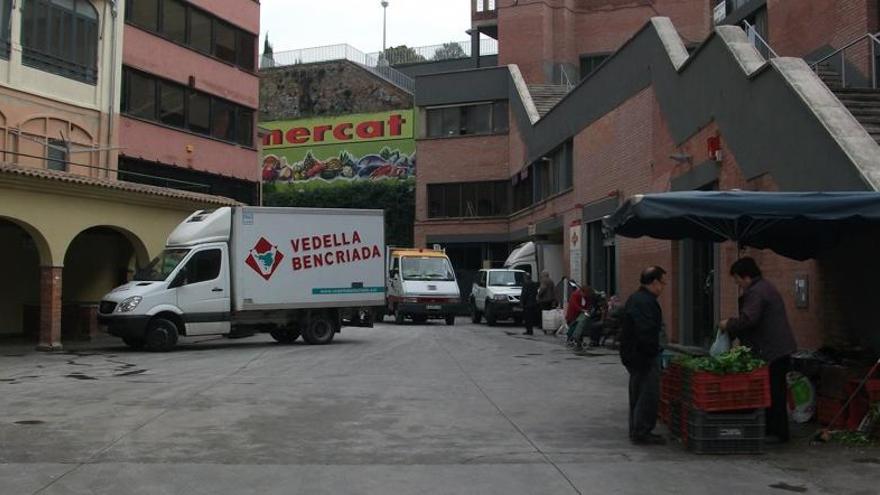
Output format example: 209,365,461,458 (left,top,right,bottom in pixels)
527,85,570,117
816,62,880,143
